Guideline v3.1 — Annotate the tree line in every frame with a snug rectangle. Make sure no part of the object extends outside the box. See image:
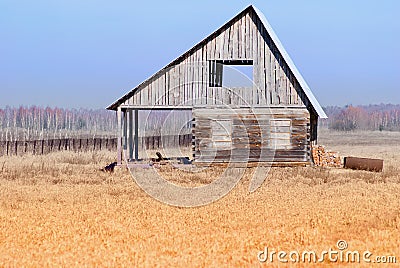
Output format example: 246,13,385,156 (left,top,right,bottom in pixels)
321,104,400,131
0,106,192,141
0,106,117,141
